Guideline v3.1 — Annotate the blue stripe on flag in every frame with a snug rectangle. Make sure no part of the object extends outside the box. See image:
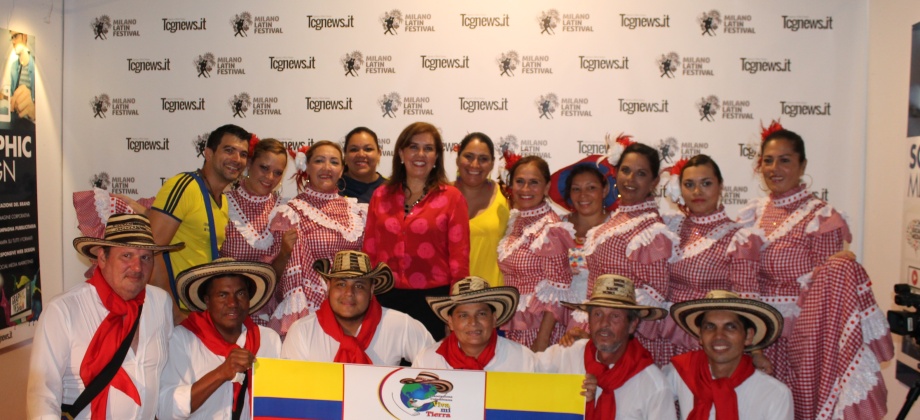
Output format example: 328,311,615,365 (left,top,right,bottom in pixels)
485,409,583,420
253,396,343,420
